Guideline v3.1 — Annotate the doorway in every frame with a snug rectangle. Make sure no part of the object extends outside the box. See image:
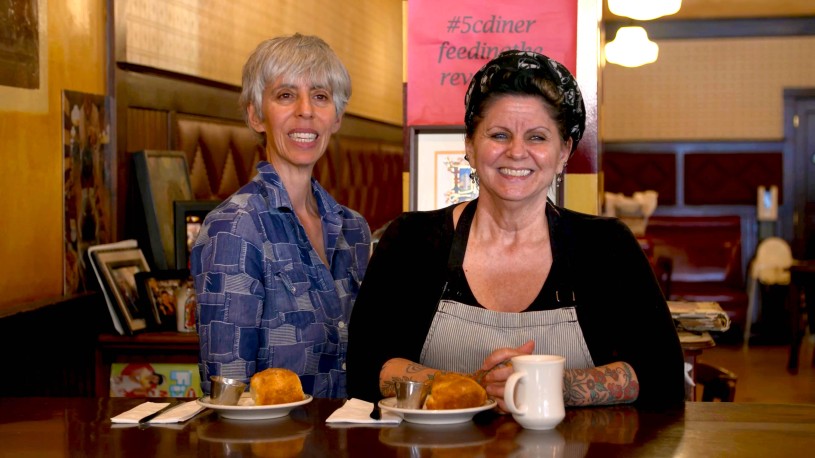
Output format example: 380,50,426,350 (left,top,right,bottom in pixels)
782,89,815,259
